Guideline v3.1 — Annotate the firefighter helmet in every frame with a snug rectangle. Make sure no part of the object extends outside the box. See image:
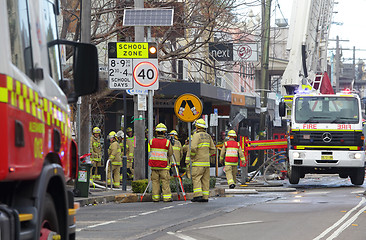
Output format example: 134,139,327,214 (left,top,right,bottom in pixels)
169,130,178,136
93,127,101,134
108,131,117,139
116,130,124,138
155,123,167,132
126,127,133,132
228,130,237,137
195,119,207,128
